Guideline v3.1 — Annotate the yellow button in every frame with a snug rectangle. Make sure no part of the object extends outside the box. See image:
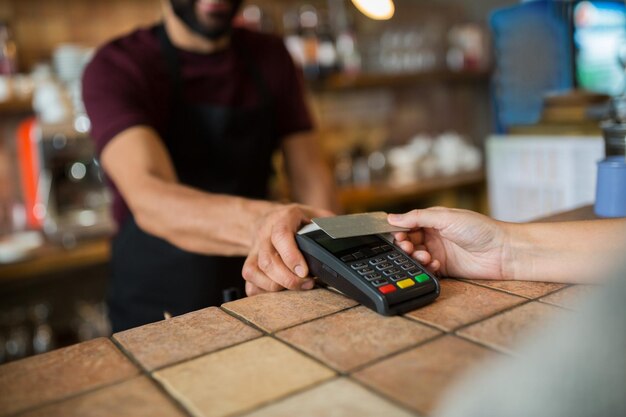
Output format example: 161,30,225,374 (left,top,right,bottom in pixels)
397,278,415,289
